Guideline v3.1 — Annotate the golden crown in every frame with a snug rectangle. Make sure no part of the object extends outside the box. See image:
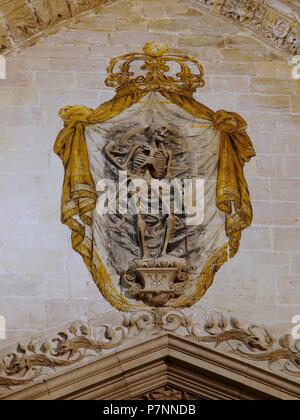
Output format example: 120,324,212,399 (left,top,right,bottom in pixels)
105,41,205,97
